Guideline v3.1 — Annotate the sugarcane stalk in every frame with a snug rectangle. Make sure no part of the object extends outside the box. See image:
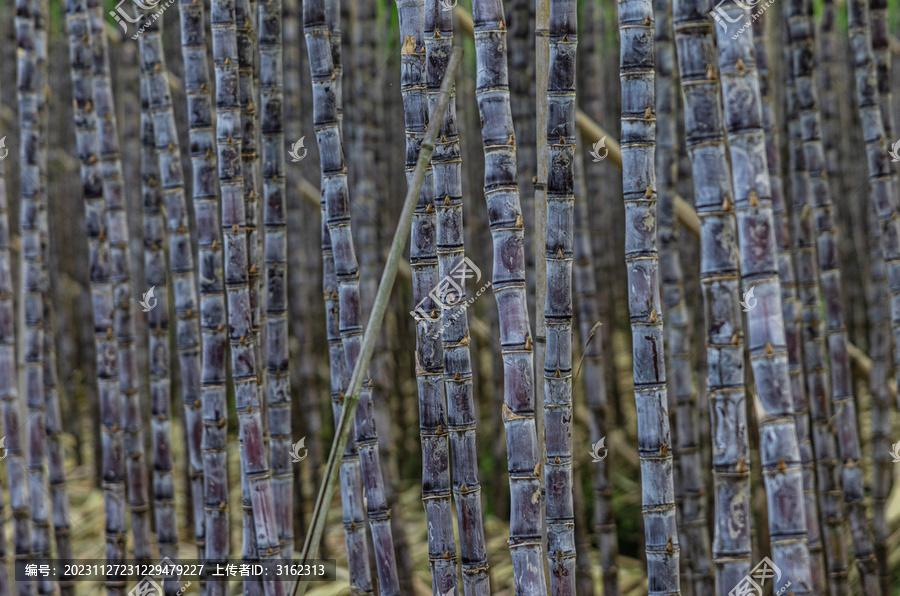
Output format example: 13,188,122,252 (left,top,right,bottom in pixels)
674,0,750,592
178,0,222,576
845,0,900,590
534,0,549,553
210,1,285,593
16,2,51,592
655,0,713,592
783,47,851,594
405,7,458,583
305,0,401,589
782,0,878,590
137,72,183,595
35,2,72,593
0,133,15,596
714,5,815,593
864,0,895,590
753,9,827,594
424,1,490,593
471,0,549,590
236,0,268,463
293,47,463,596
654,3,689,590
233,5,267,588
572,142,618,595
65,1,126,591
508,0,536,318
259,0,293,563
137,0,208,567
90,0,154,568
543,0,577,589
621,1,680,593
